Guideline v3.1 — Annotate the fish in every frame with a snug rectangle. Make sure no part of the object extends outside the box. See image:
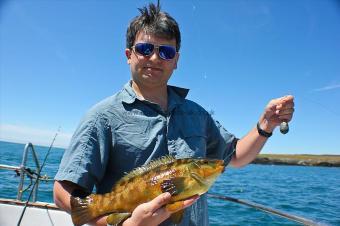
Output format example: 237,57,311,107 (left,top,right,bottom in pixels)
70,155,225,225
